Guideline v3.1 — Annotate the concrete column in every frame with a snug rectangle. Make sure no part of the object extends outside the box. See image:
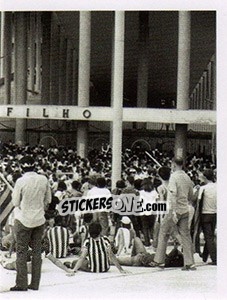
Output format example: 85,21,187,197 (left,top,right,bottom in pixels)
77,11,91,158
211,54,216,163
72,48,78,105
41,12,51,104
66,40,73,105
0,12,4,78
14,12,28,145
50,13,60,105
111,11,125,190
3,12,12,104
59,31,67,105
174,11,191,160
136,11,149,129
109,11,115,147
36,13,42,92
28,12,36,93
211,55,216,110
